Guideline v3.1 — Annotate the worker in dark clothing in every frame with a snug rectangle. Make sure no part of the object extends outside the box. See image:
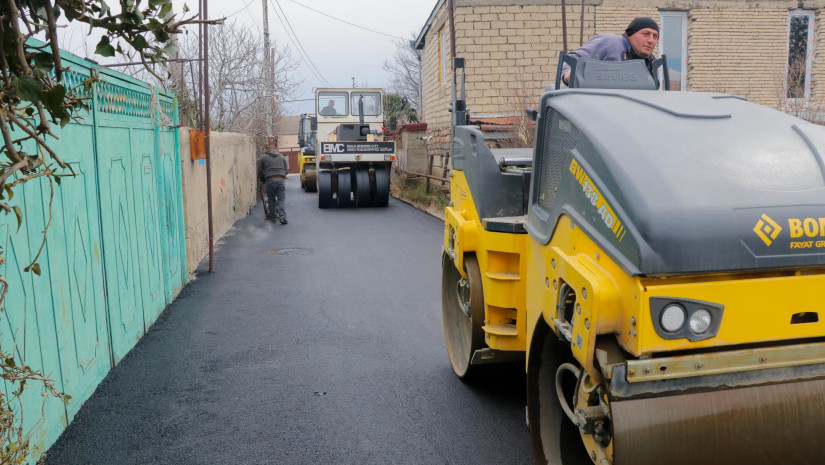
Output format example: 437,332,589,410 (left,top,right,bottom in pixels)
562,17,660,88
257,136,289,224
